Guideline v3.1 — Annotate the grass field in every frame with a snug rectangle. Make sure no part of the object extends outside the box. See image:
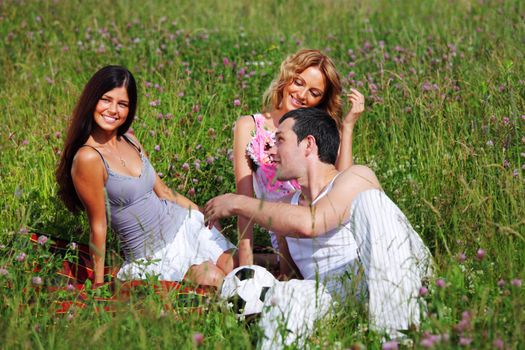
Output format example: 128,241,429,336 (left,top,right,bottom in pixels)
1,0,524,348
